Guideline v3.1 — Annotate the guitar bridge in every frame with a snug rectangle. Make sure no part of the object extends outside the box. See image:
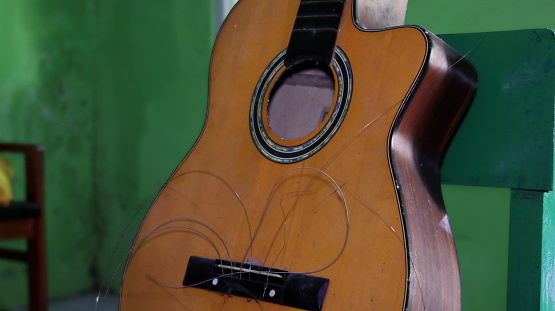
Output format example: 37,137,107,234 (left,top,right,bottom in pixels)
183,256,329,311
